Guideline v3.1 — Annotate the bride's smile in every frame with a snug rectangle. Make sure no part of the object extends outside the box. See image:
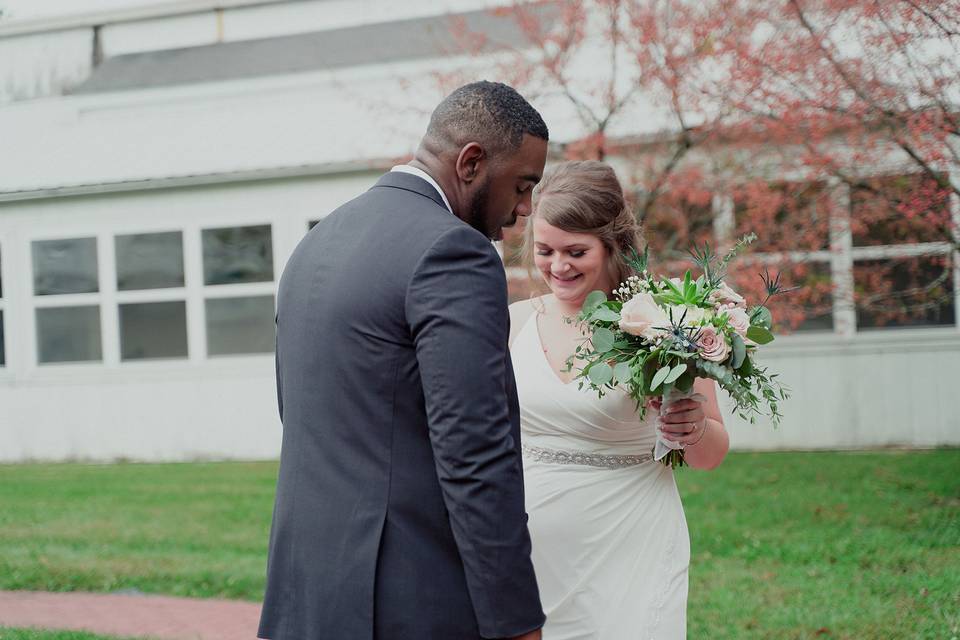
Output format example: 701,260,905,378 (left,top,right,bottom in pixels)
532,216,613,308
